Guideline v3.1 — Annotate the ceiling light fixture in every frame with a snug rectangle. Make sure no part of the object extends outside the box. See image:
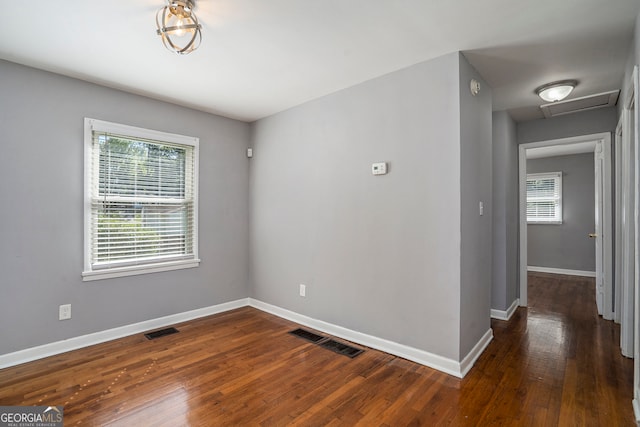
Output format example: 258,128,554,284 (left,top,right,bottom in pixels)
156,0,202,55
535,80,578,103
